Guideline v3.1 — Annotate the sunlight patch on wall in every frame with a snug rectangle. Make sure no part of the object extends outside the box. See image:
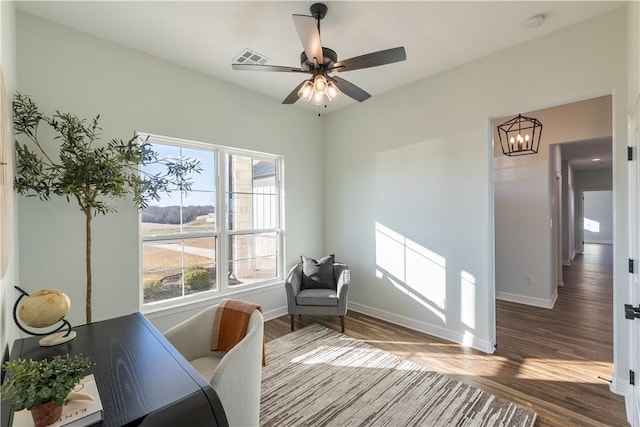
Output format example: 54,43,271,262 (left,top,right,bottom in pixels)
462,330,476,347
584,217,600,233
375,222,446,322
460,270,476,330
383,274,446,323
